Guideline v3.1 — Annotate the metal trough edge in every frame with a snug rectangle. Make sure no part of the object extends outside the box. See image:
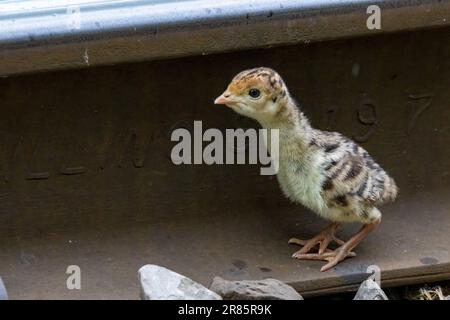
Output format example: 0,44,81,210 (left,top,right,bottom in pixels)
290,265,450,297
1,0,449,76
